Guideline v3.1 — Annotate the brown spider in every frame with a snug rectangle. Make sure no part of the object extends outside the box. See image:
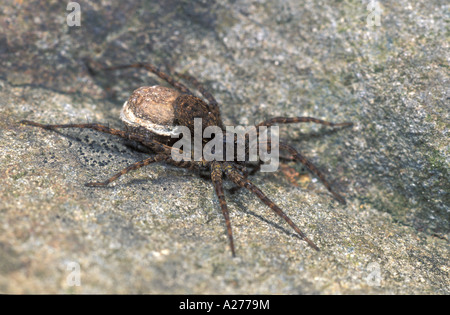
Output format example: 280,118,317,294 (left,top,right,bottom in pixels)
19,62,352,257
